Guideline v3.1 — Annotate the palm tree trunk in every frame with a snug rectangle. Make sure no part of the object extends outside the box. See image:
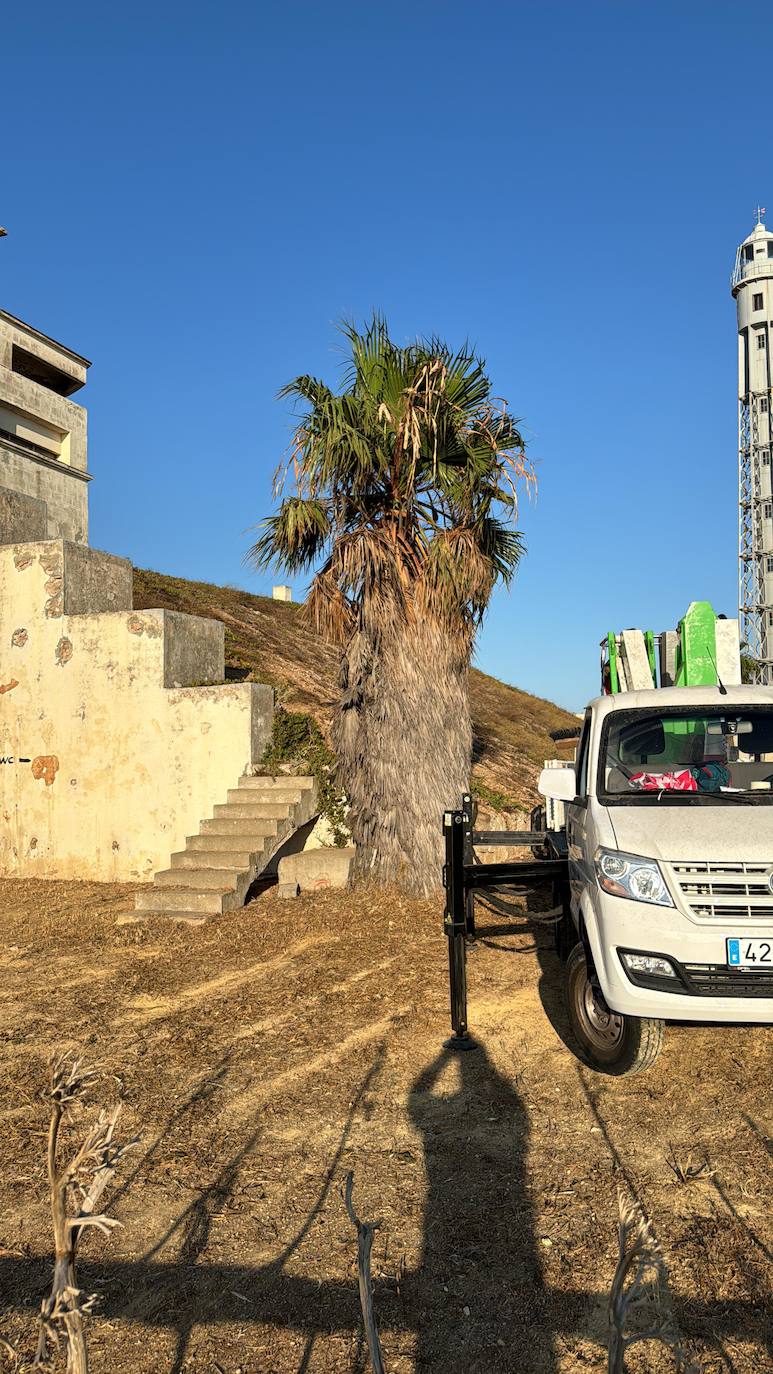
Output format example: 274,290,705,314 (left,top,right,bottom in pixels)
335,617,471,896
